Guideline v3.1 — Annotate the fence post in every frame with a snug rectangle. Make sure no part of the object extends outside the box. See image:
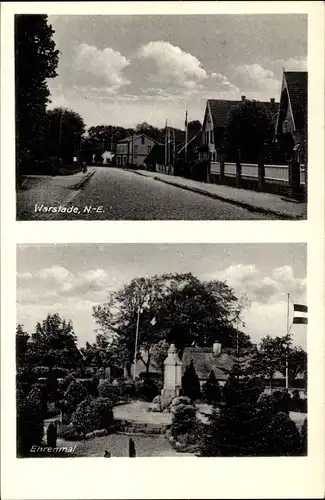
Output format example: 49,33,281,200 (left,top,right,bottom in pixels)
236,149,242,188
288,159,301,199
257,154,265,192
